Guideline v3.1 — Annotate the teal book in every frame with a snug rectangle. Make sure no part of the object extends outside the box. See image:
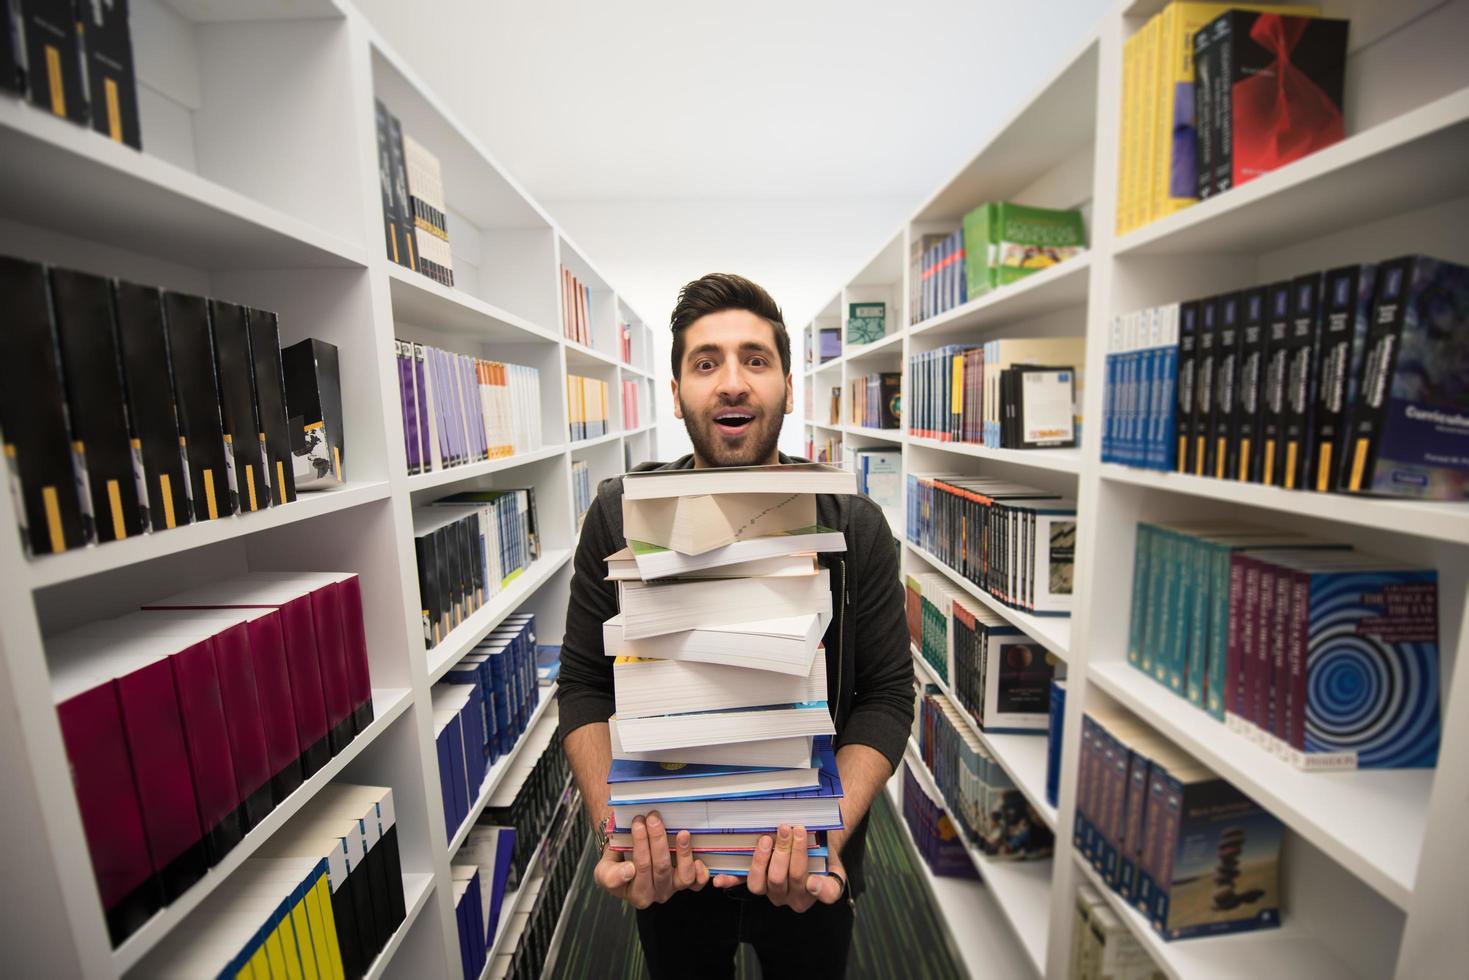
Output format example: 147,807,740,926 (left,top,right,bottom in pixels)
847,302,886,345
1128,524,1155,670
